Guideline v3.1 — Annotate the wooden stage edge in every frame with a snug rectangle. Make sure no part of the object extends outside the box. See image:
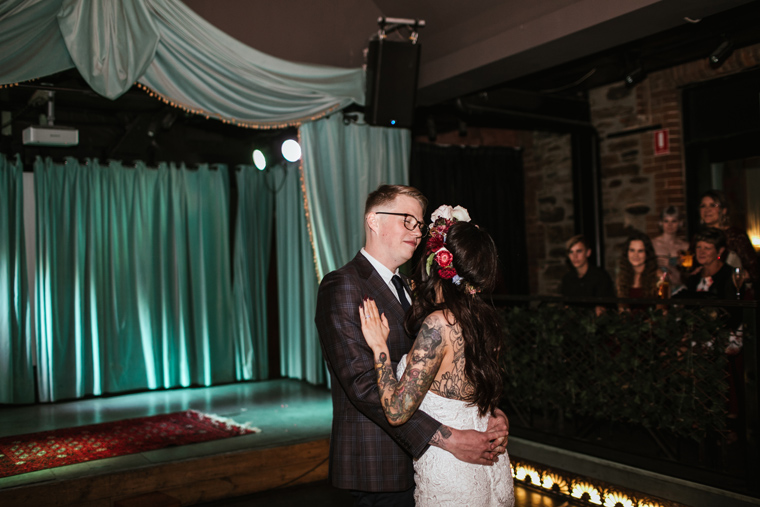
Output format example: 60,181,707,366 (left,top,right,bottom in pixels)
2,438,331,507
